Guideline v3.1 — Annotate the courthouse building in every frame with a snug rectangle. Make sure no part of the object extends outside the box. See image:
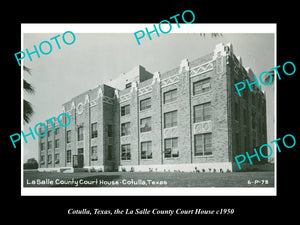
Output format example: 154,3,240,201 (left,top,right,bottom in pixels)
38,42,267,172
